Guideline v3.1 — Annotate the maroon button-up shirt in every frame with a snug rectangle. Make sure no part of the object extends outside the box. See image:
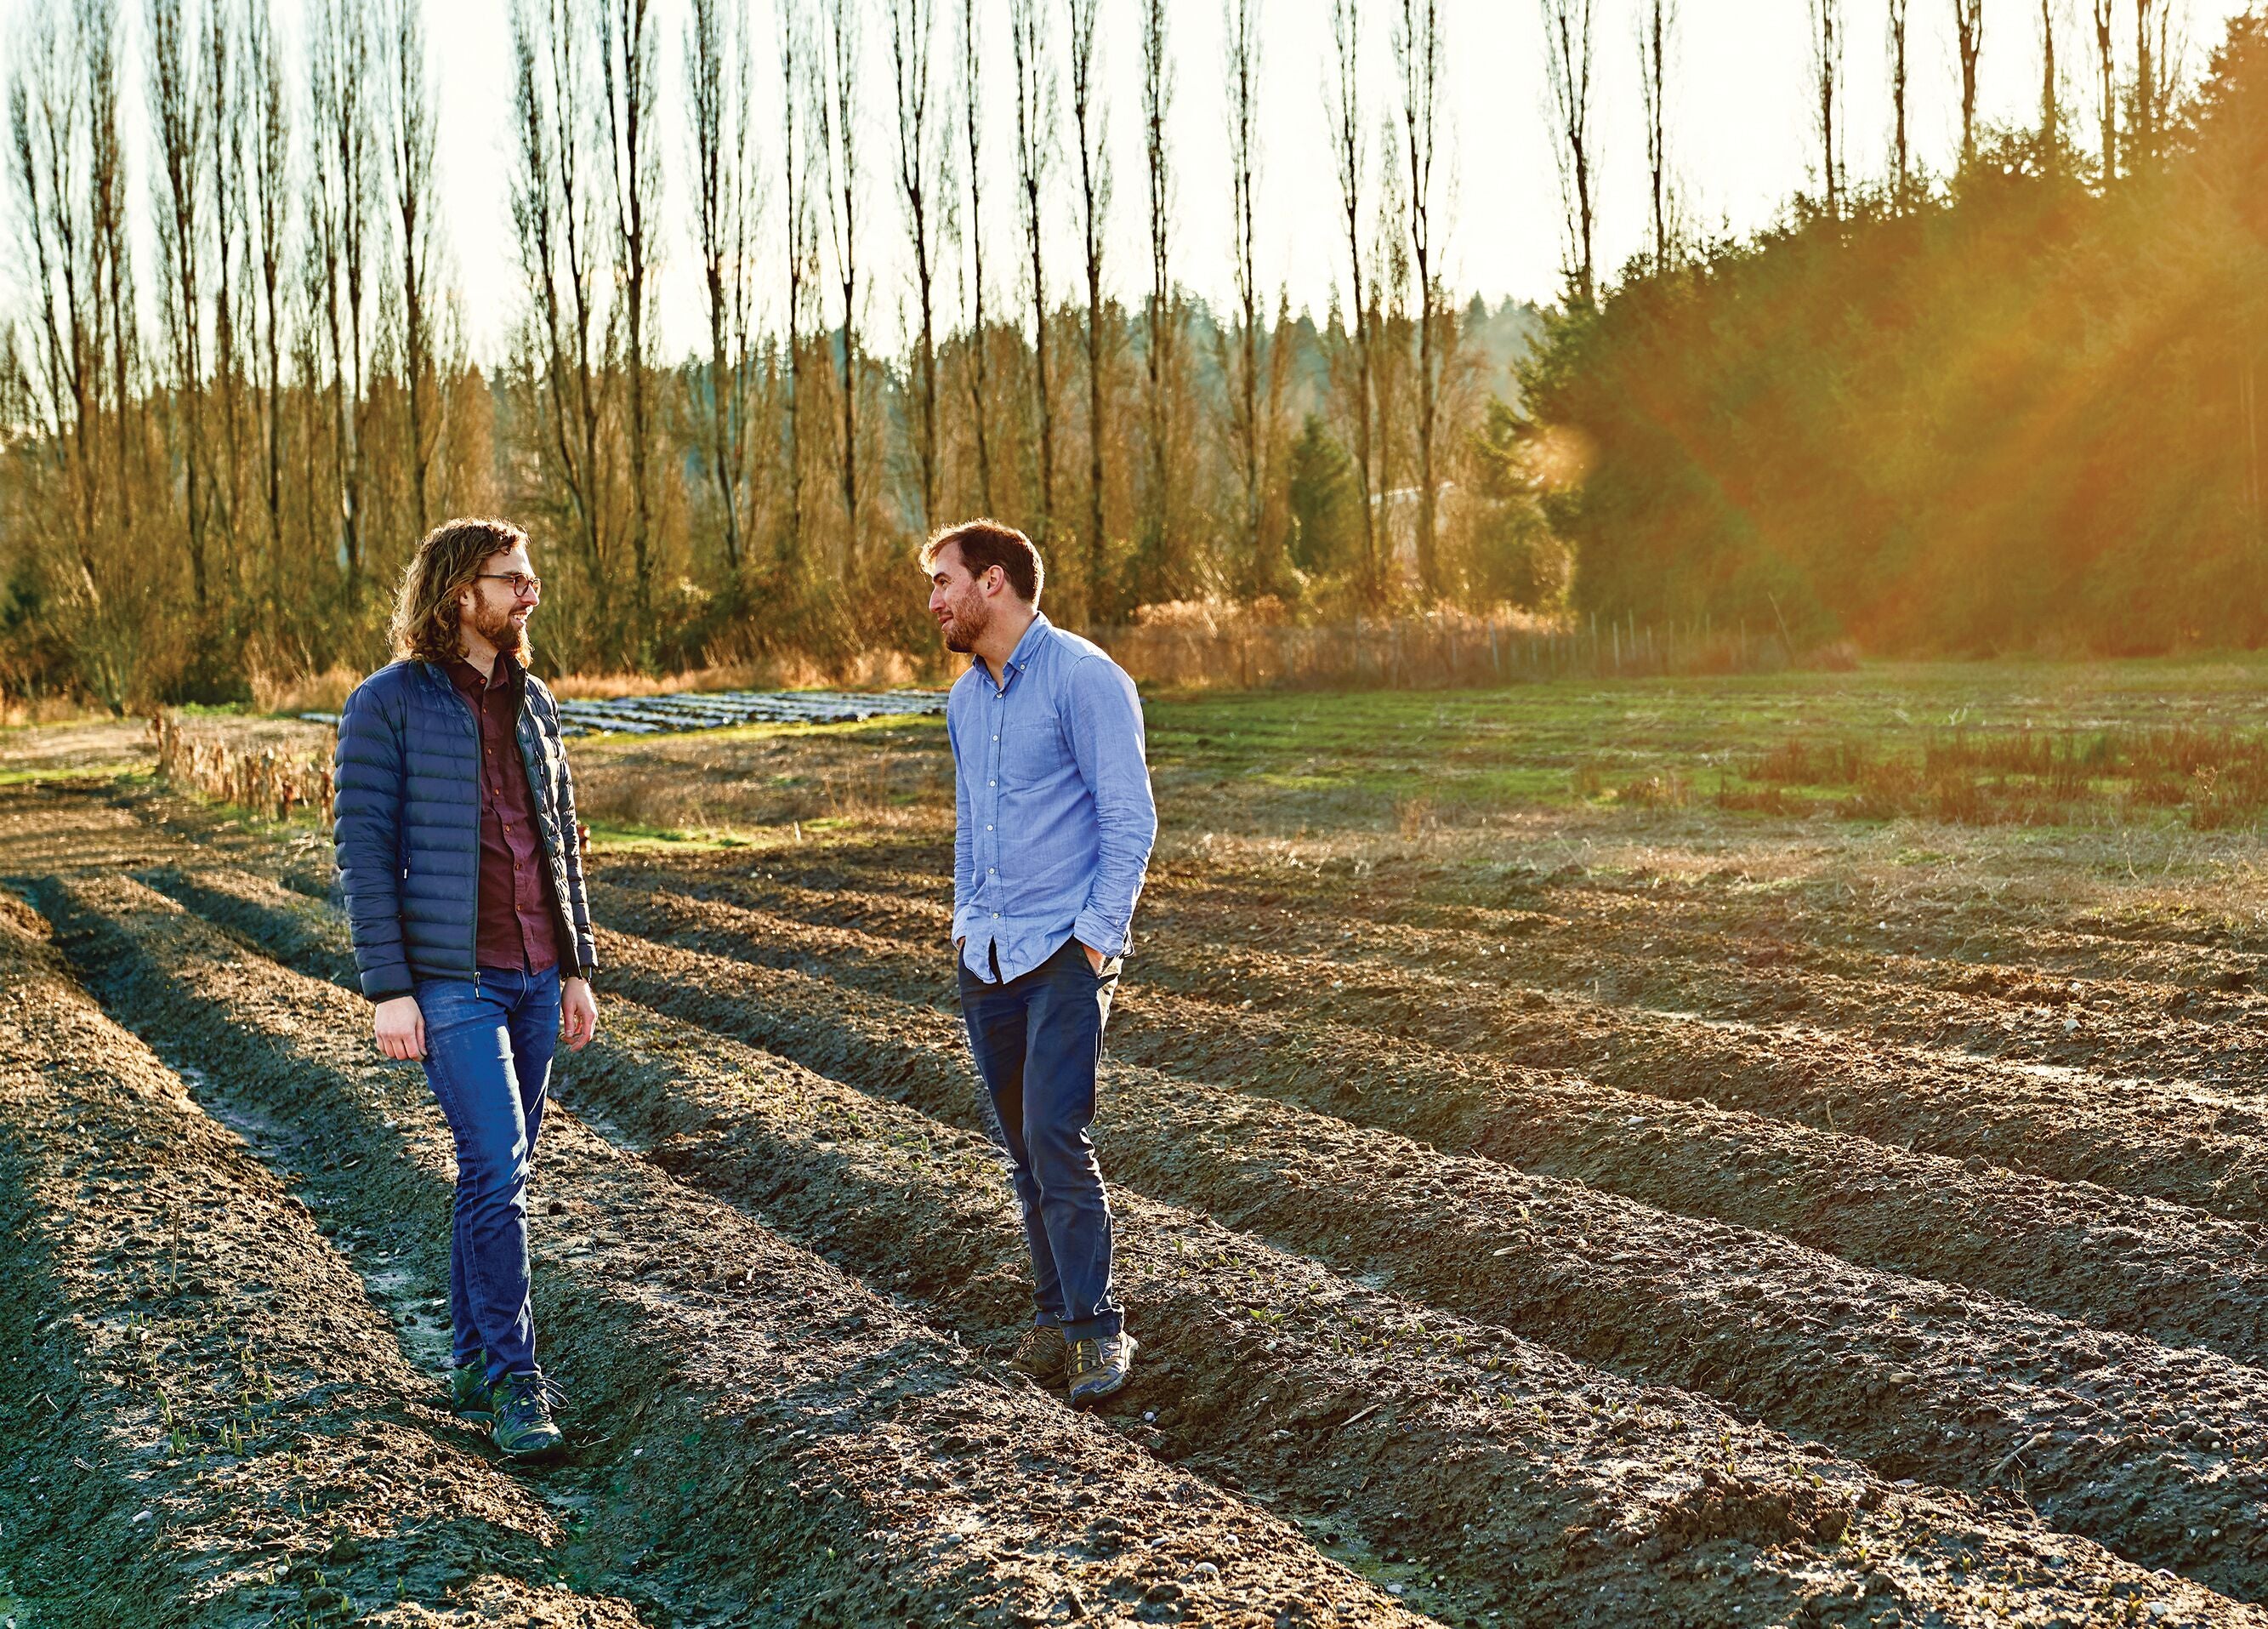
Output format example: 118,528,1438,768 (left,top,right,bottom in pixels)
446,653,560,975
